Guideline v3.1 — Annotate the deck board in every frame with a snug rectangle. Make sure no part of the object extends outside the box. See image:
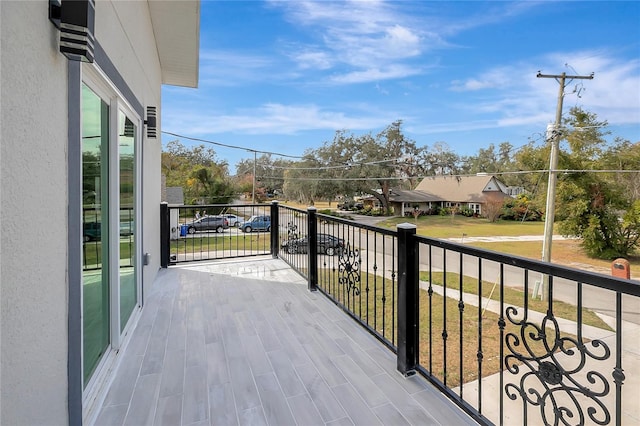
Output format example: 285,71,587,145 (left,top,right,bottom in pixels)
93,258,476,425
